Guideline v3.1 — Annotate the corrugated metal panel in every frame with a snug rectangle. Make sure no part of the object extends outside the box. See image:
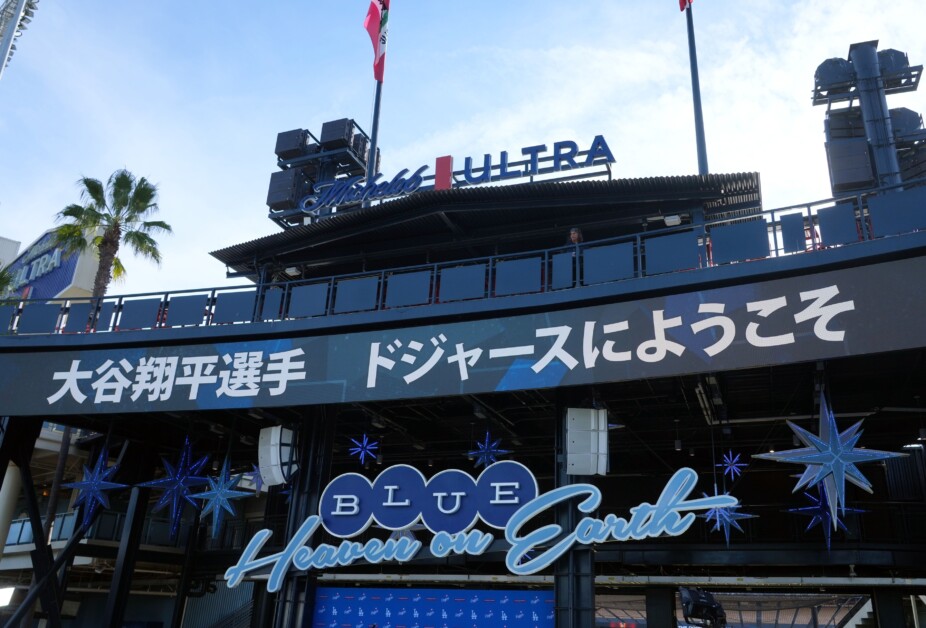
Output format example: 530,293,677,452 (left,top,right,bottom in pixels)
210,173,761,268
182,580,253,628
